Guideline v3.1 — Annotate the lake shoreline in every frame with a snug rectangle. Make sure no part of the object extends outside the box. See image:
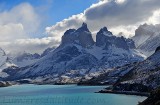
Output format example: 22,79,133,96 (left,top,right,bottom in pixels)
96,90,149,97
0,82,150,97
